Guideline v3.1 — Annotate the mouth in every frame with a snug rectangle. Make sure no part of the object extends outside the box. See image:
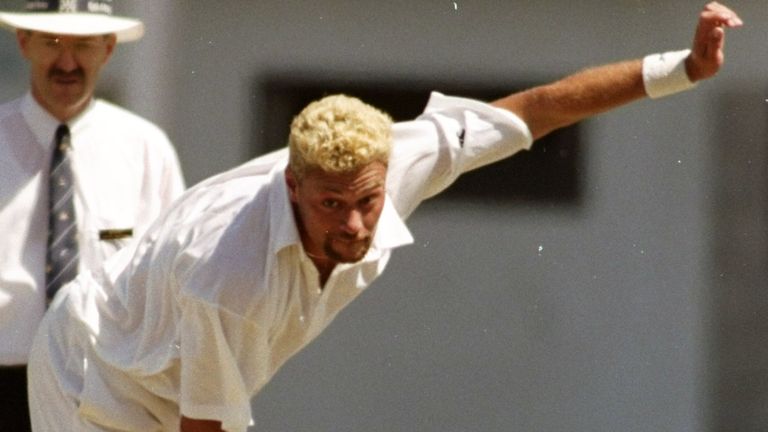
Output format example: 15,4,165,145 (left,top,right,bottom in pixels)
50,70,84,86
325,234,372,262
53,76,82,86
332,233,369,246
